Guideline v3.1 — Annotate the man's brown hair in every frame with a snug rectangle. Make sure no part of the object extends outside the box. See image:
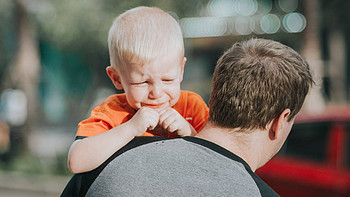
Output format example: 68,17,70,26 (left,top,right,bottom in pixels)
209,38,314,131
